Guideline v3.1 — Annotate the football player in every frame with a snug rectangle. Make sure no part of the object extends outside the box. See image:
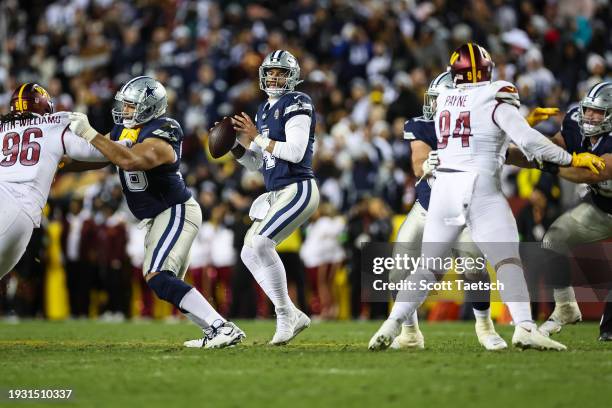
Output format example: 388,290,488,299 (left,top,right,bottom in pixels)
393,72,560,351
536,81,612,341
393,71,506,351
68,76,245,349
0,83,111,279
369,43,605,351
230,50,319,345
